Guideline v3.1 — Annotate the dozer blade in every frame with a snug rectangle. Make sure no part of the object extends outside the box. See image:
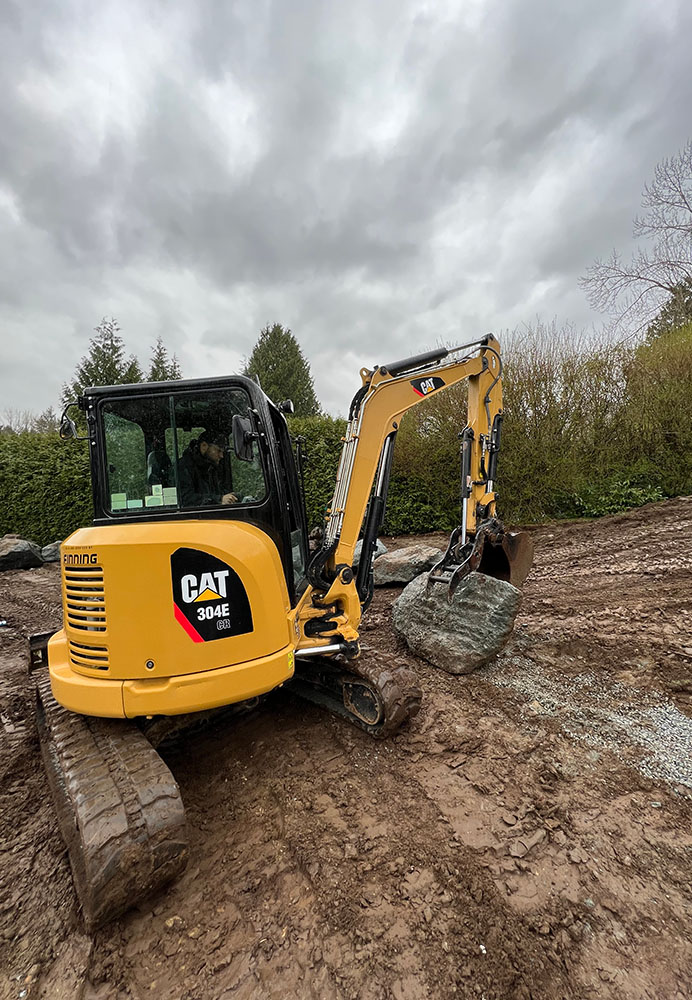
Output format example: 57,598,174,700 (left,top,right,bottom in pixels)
35,670,188,931
427,518,534,600
289,648,421,738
